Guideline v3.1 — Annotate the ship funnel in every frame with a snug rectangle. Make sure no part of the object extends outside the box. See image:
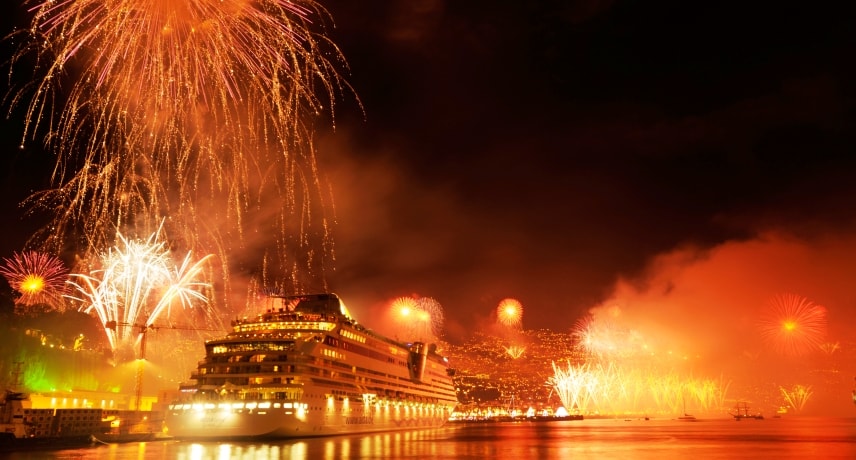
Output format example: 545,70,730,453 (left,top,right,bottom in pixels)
408,342,429,383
